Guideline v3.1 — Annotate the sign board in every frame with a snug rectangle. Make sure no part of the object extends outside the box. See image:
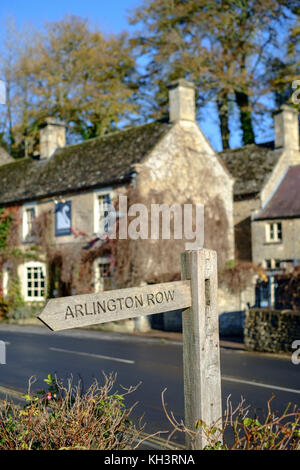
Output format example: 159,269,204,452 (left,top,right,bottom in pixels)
38,280,192,332
38,249,222,450
55,201,72,236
